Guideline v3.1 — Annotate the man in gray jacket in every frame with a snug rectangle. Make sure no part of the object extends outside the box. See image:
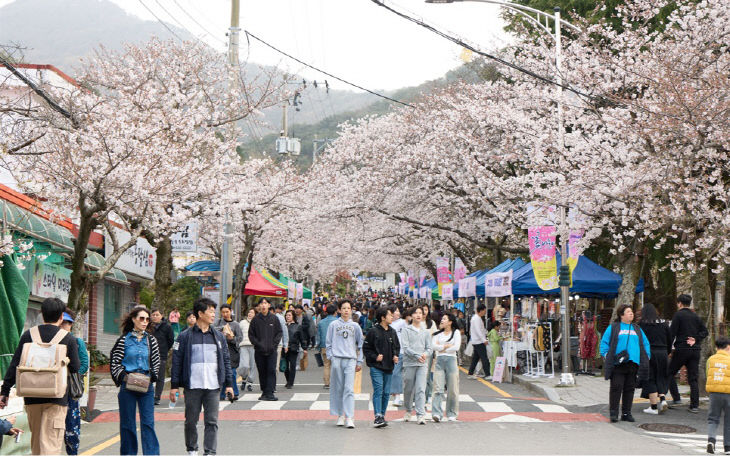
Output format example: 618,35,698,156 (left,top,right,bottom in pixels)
215,304,243,400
